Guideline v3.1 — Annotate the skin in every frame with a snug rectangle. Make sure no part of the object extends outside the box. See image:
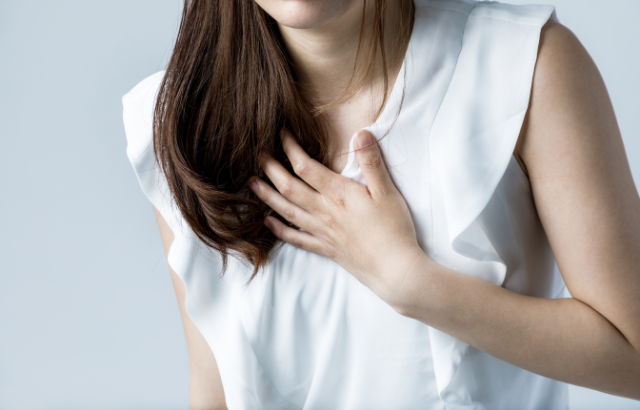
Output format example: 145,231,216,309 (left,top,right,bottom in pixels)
263,0,411,169
156,2,411,408
250,18,640,401
155,0,640,407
